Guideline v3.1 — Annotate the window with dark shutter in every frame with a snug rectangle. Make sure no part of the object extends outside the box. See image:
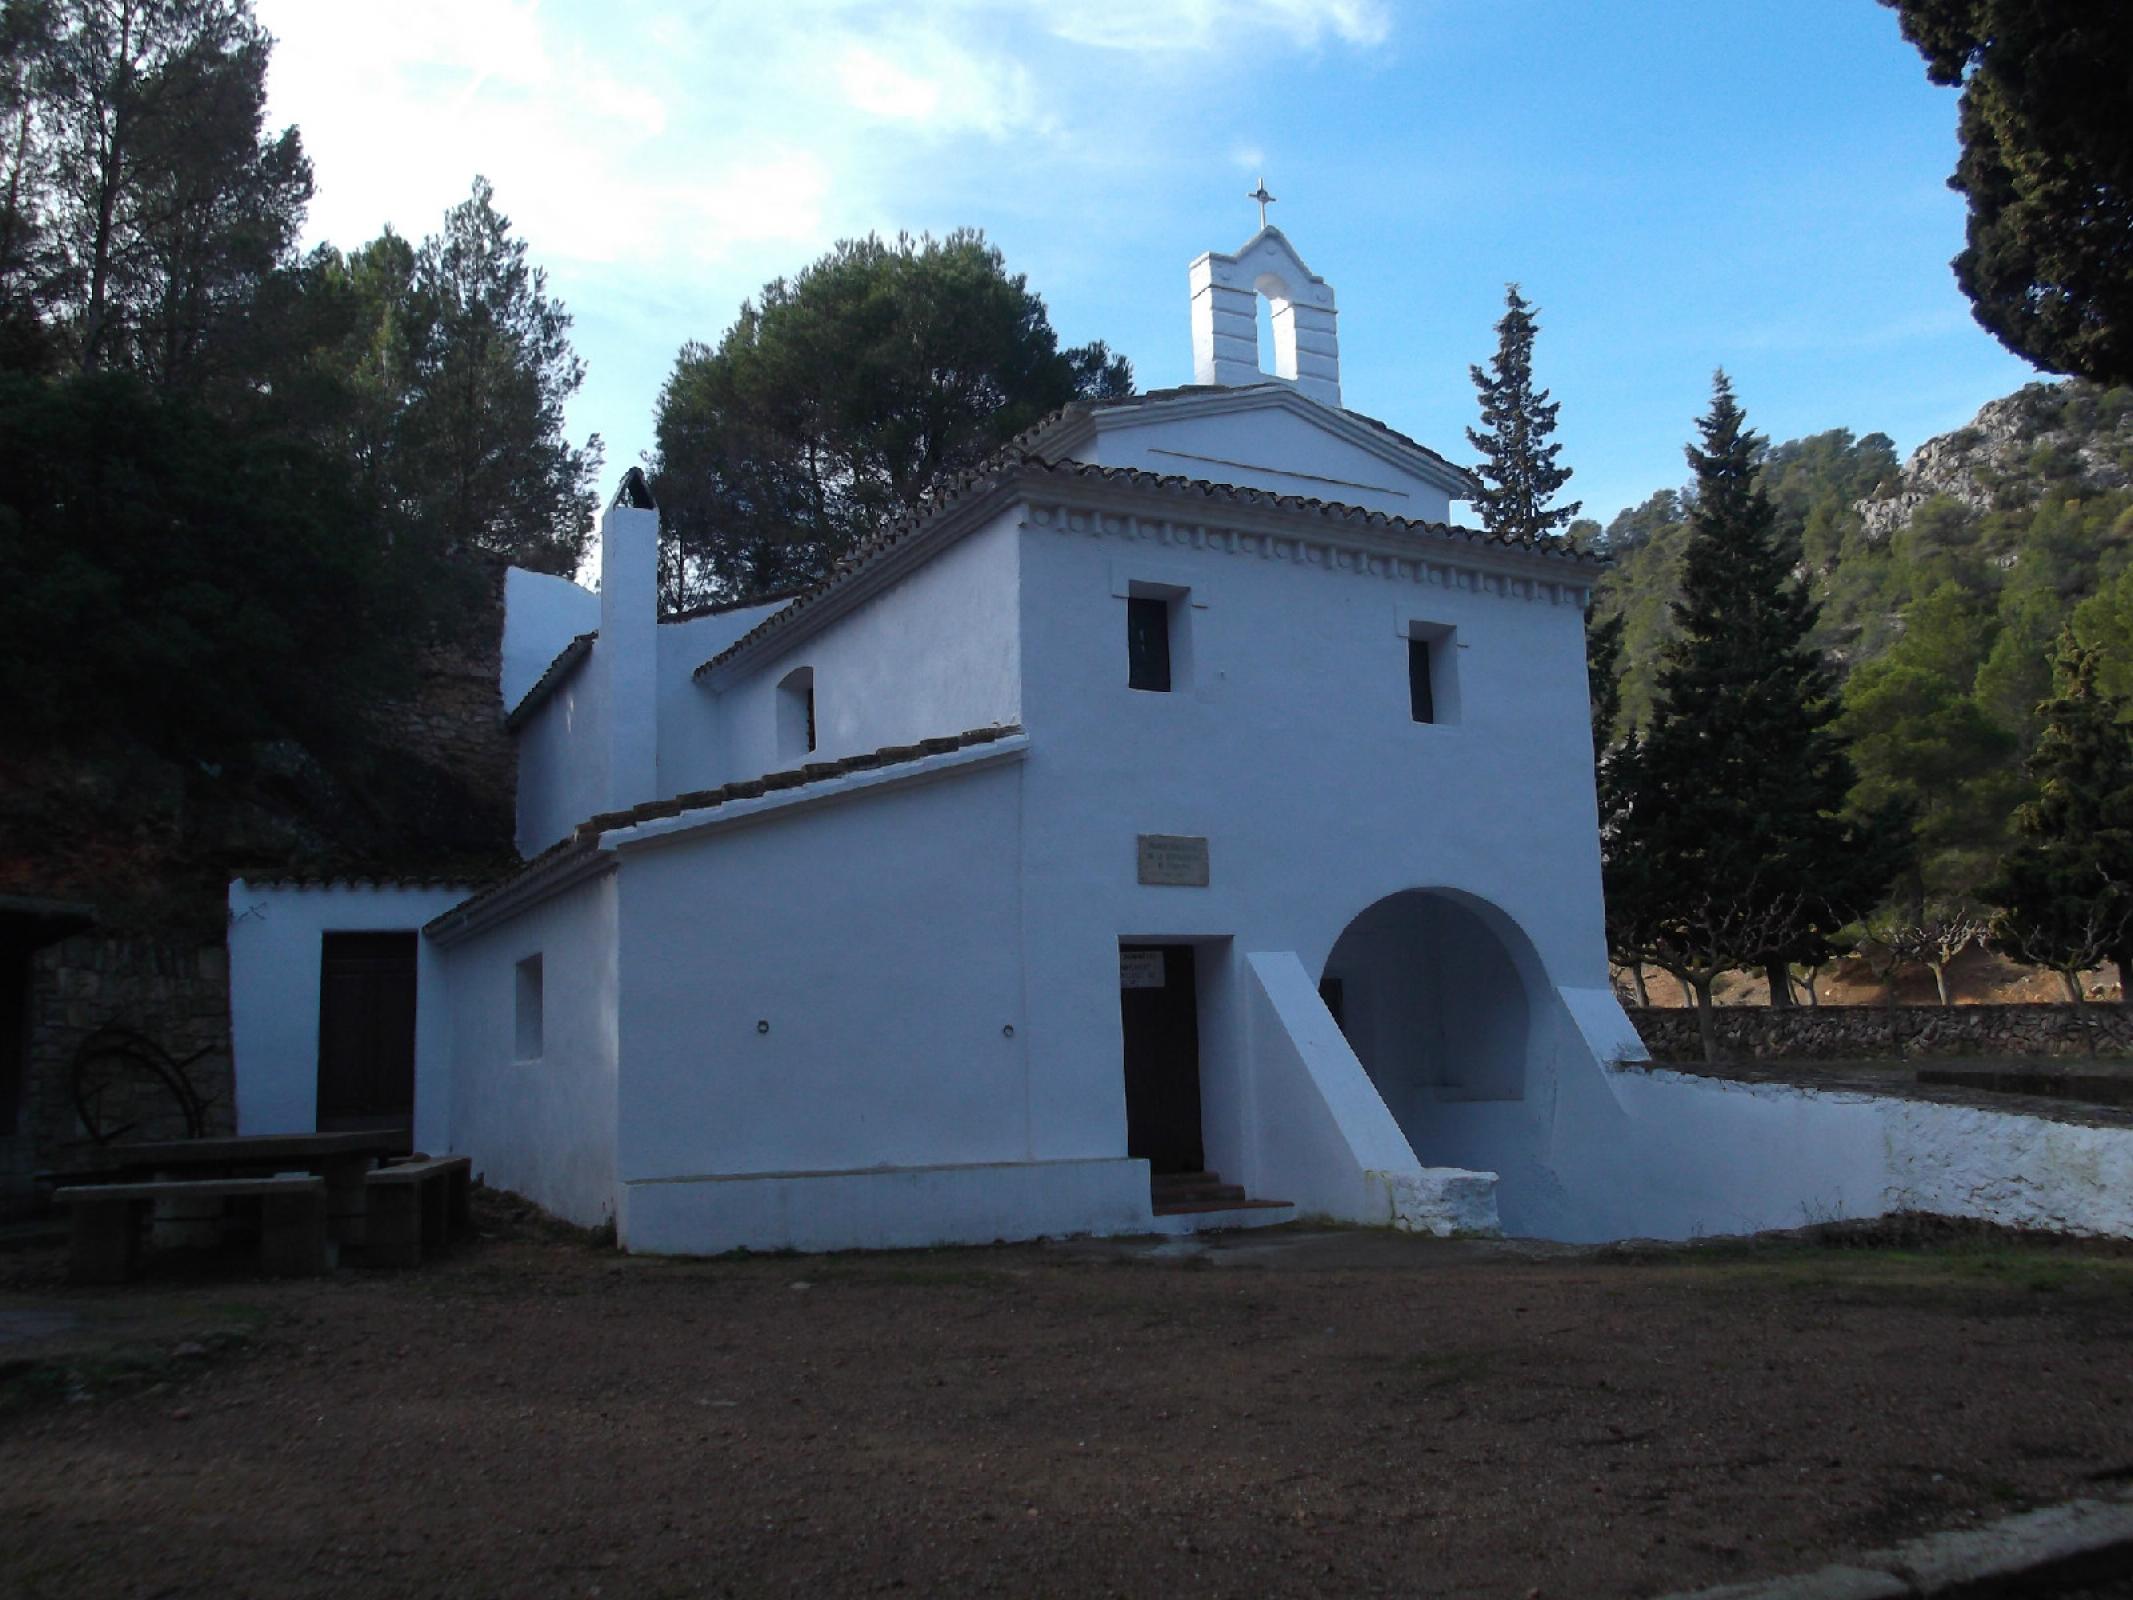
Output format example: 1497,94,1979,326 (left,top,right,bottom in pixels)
1127,595,1172,692
1409,636,1435,723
